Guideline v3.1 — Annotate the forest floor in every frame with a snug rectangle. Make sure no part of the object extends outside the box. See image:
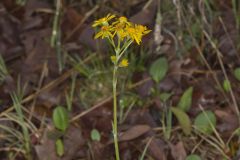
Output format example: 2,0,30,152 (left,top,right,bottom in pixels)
0,0,240,160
